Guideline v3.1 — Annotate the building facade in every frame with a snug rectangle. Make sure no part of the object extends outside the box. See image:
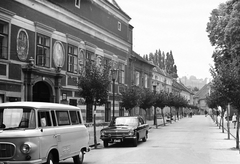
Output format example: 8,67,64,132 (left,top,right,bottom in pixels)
0,0,132,123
